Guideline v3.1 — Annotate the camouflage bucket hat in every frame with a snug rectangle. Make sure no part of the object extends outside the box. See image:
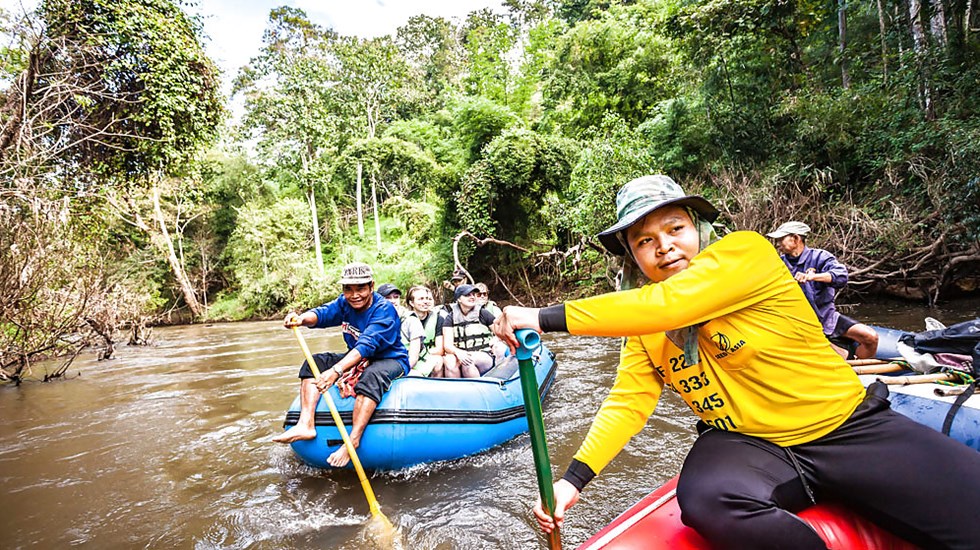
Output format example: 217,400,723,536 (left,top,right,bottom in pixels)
339,262,373,285
597,175,719,256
